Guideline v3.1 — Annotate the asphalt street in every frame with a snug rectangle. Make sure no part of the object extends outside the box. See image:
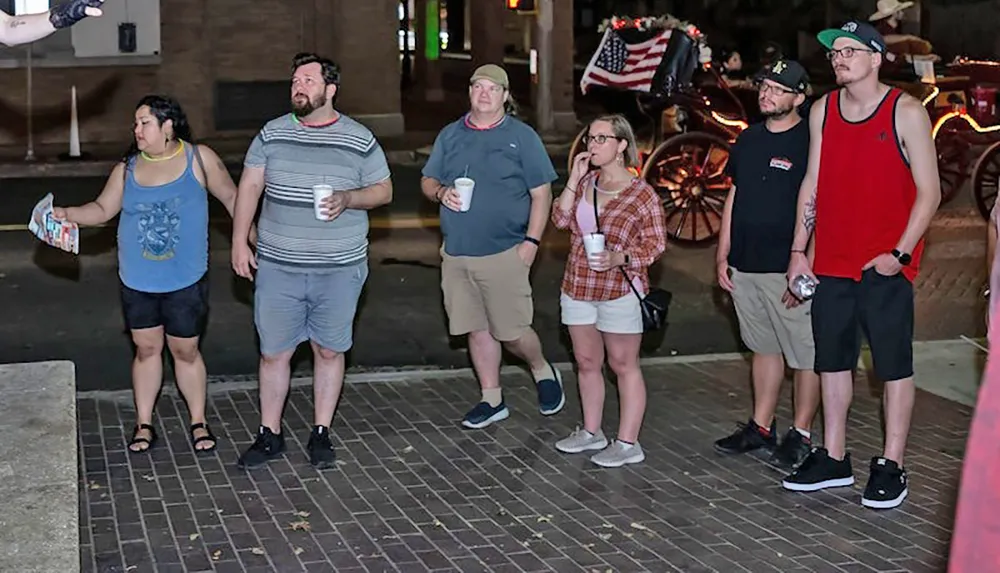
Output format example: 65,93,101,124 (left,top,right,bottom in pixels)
0,166,988,391
0,164,742,391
